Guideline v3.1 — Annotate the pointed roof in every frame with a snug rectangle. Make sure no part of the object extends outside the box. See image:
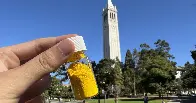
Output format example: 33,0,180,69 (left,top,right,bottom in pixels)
107,0,113,6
